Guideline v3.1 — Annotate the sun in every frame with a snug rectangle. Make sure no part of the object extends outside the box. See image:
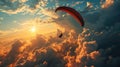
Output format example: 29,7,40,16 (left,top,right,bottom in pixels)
30,26,36,33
